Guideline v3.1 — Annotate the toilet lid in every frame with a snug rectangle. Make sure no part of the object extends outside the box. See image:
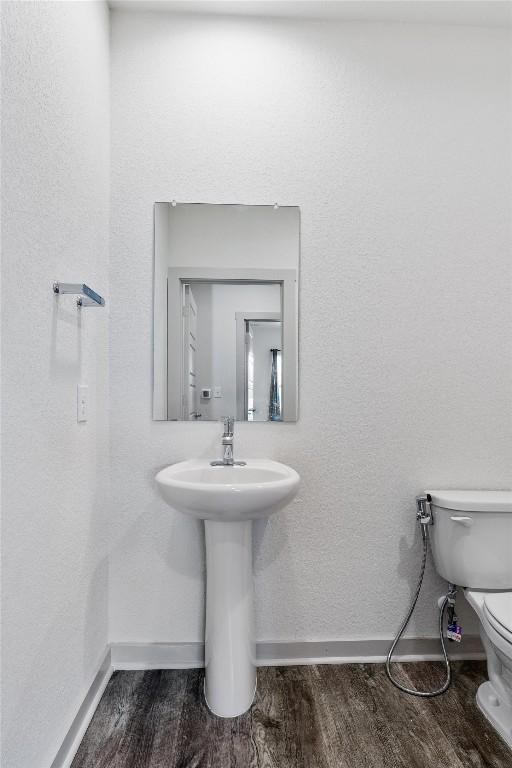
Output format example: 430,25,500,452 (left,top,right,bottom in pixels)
484,592,512,637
